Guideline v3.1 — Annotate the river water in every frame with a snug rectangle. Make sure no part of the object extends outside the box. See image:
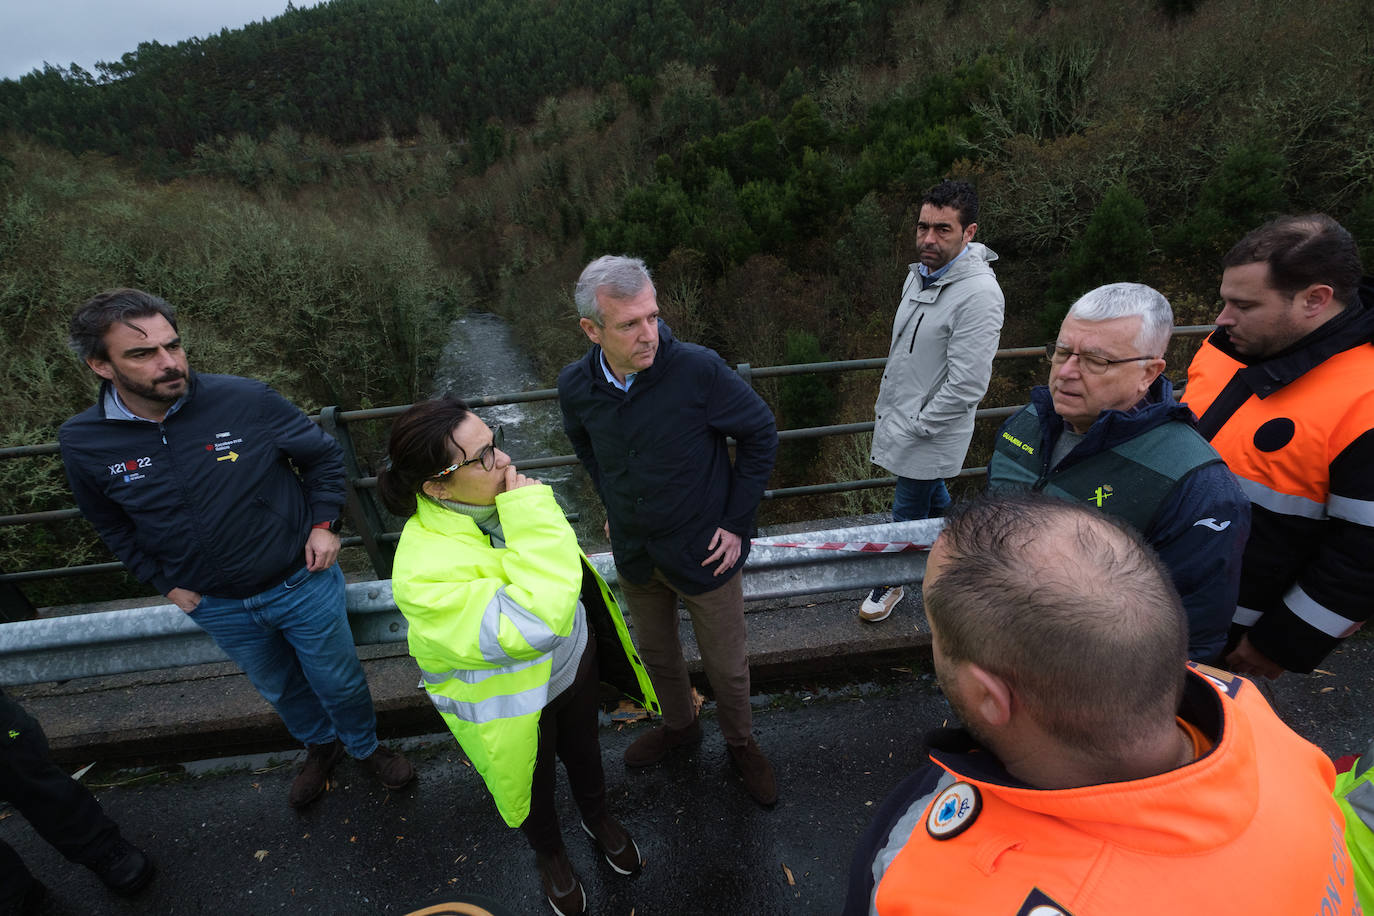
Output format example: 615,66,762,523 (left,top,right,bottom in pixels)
430,312,581,508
